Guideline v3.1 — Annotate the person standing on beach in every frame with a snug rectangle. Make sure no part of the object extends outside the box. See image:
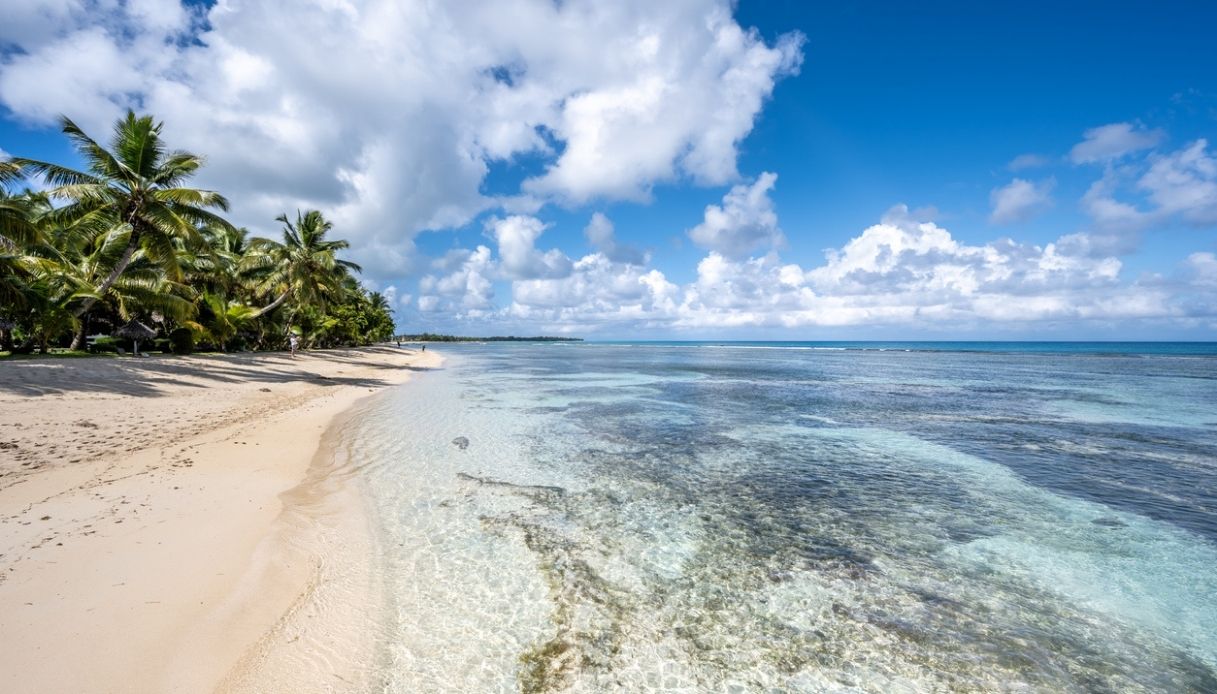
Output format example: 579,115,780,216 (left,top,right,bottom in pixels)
289,333,300,358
